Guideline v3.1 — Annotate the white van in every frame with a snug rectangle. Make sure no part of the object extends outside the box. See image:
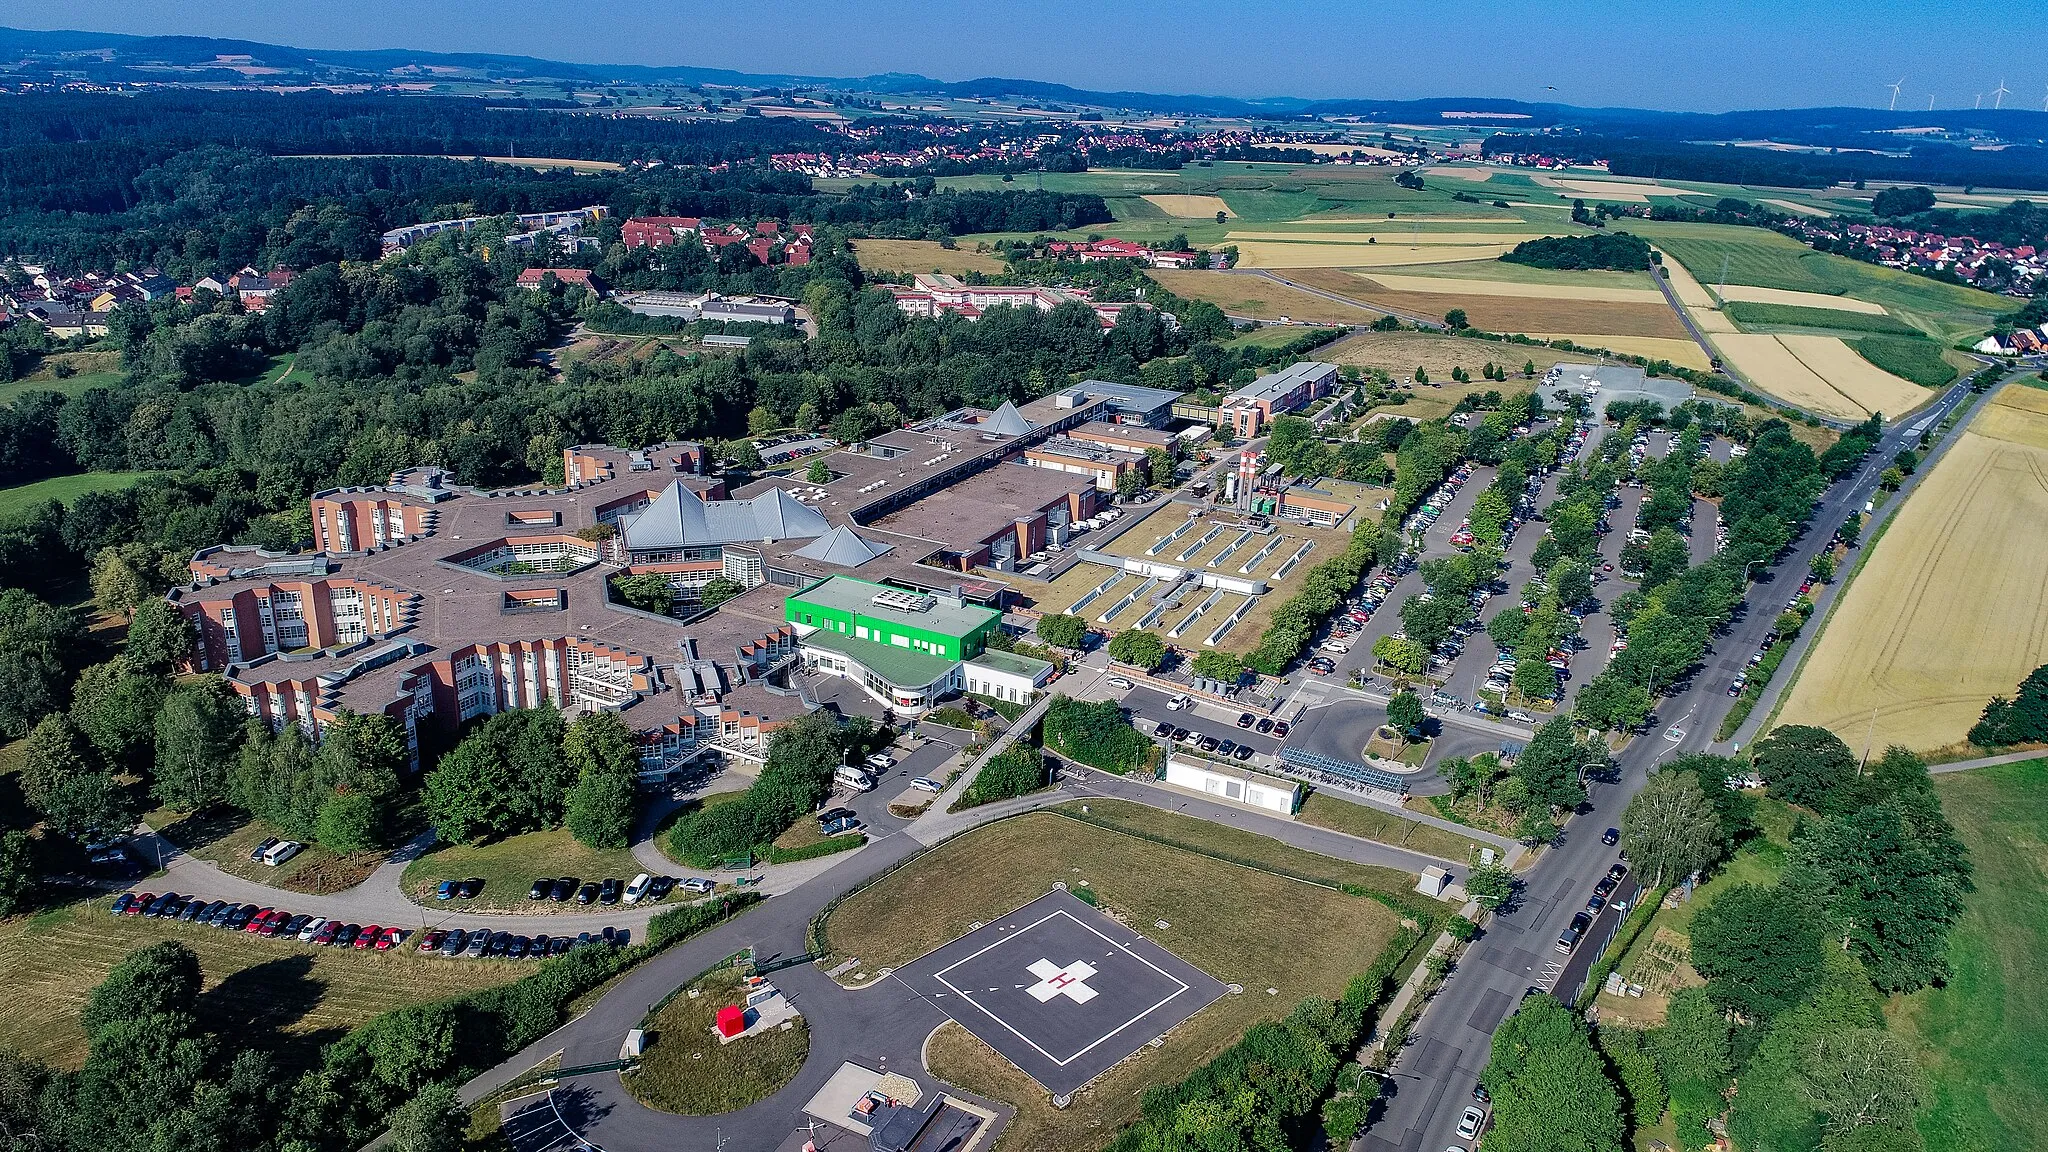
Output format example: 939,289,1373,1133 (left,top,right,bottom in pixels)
836,765,876,793
623,873,653,904
261,840,304,868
